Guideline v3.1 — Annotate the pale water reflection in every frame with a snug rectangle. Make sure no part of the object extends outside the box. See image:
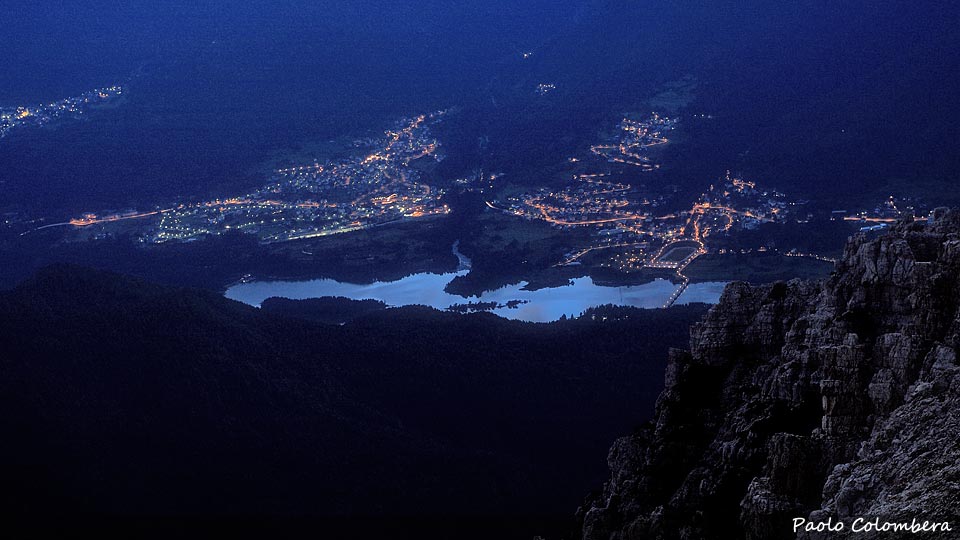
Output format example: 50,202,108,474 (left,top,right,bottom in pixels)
225,271,727,323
